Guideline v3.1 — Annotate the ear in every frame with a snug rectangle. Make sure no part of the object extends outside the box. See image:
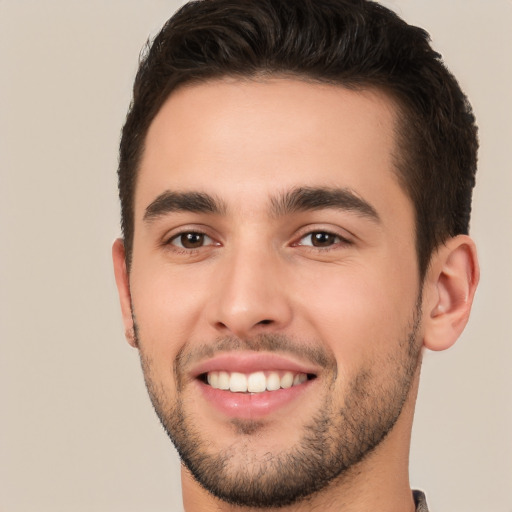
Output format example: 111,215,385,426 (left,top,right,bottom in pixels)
112,238,138,348
423,235,479,351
